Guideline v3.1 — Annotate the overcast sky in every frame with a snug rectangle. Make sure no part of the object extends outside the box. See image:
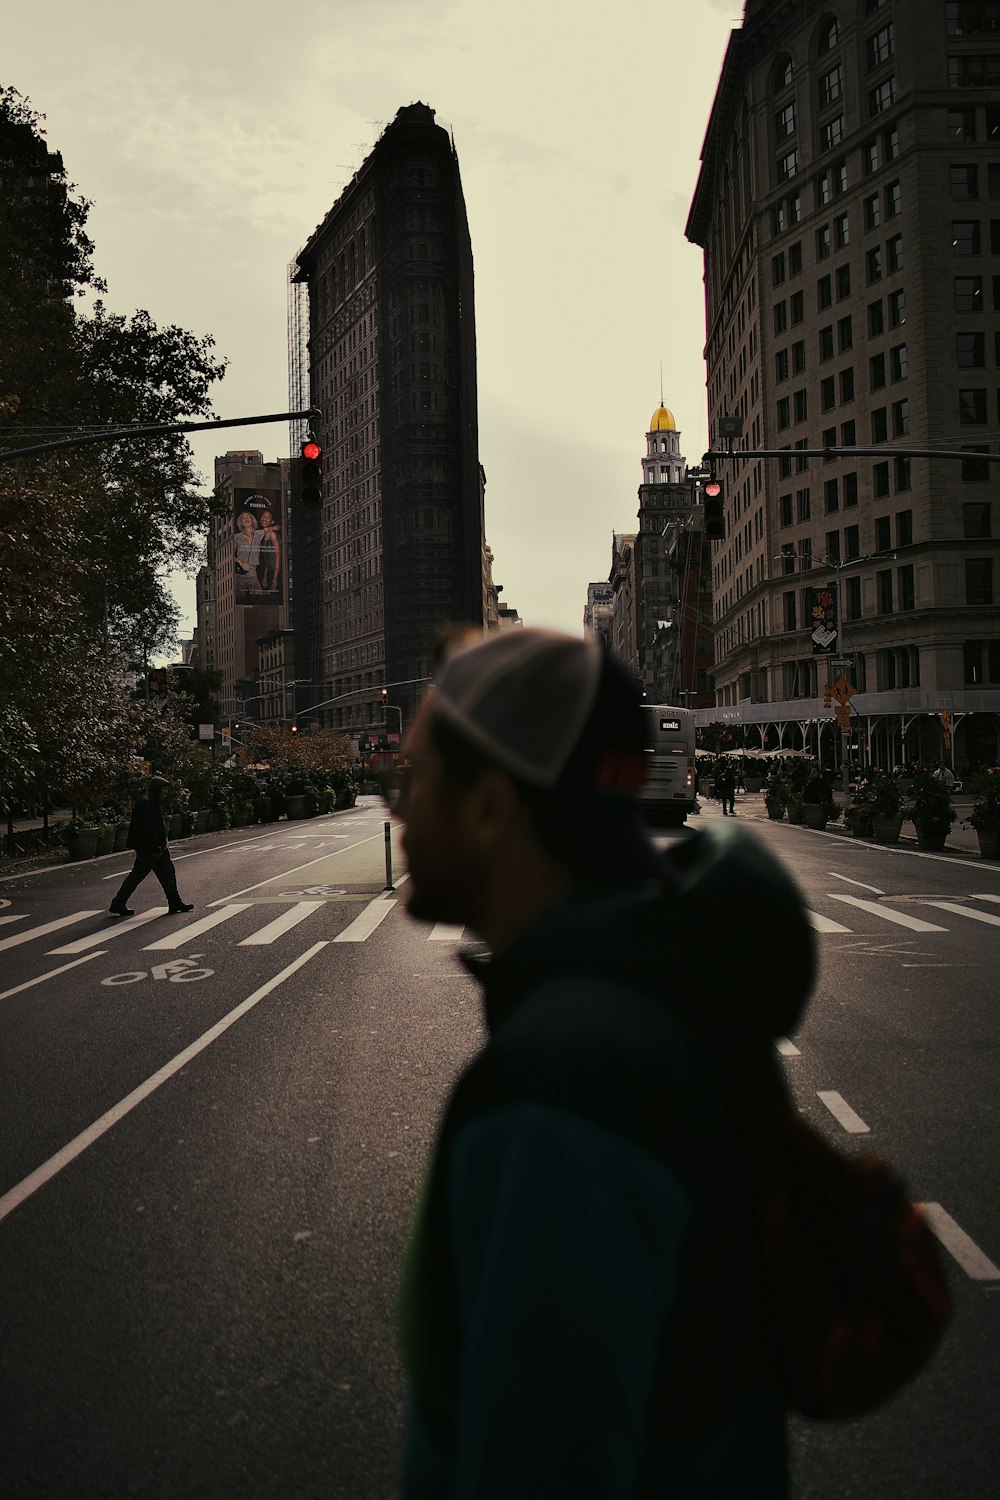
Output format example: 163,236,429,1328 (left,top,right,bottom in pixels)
6,0,738,644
